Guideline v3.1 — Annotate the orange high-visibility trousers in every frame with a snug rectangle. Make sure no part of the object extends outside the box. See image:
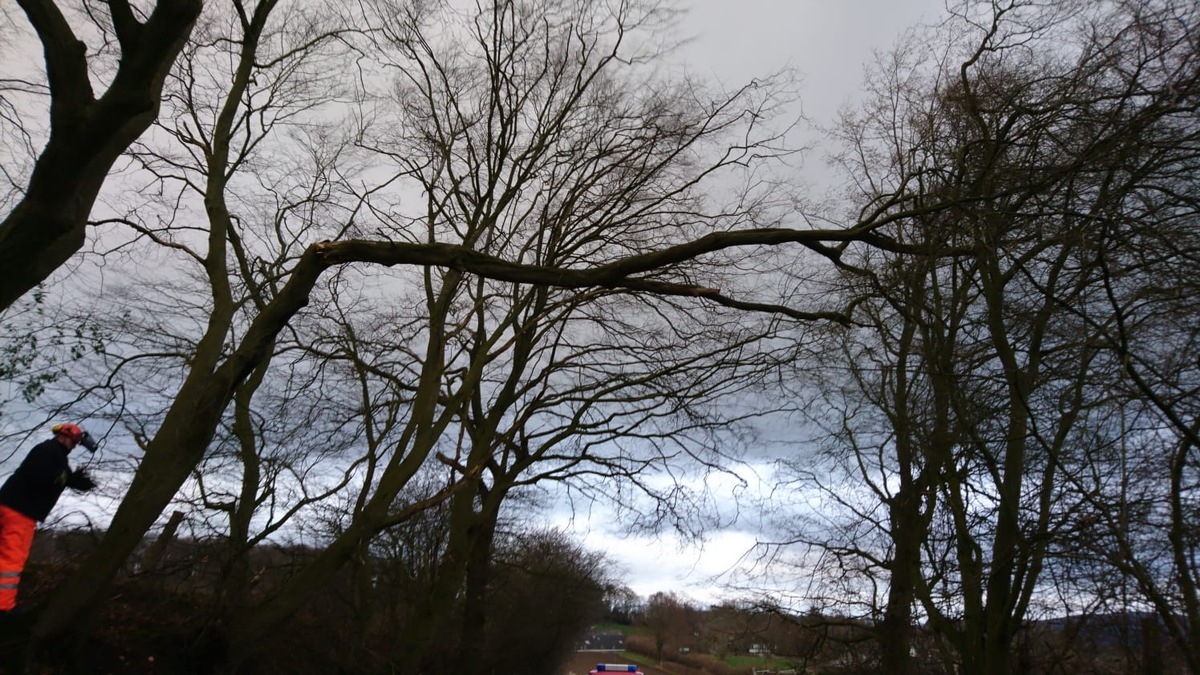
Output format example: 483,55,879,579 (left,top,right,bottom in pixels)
0,504,36,611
